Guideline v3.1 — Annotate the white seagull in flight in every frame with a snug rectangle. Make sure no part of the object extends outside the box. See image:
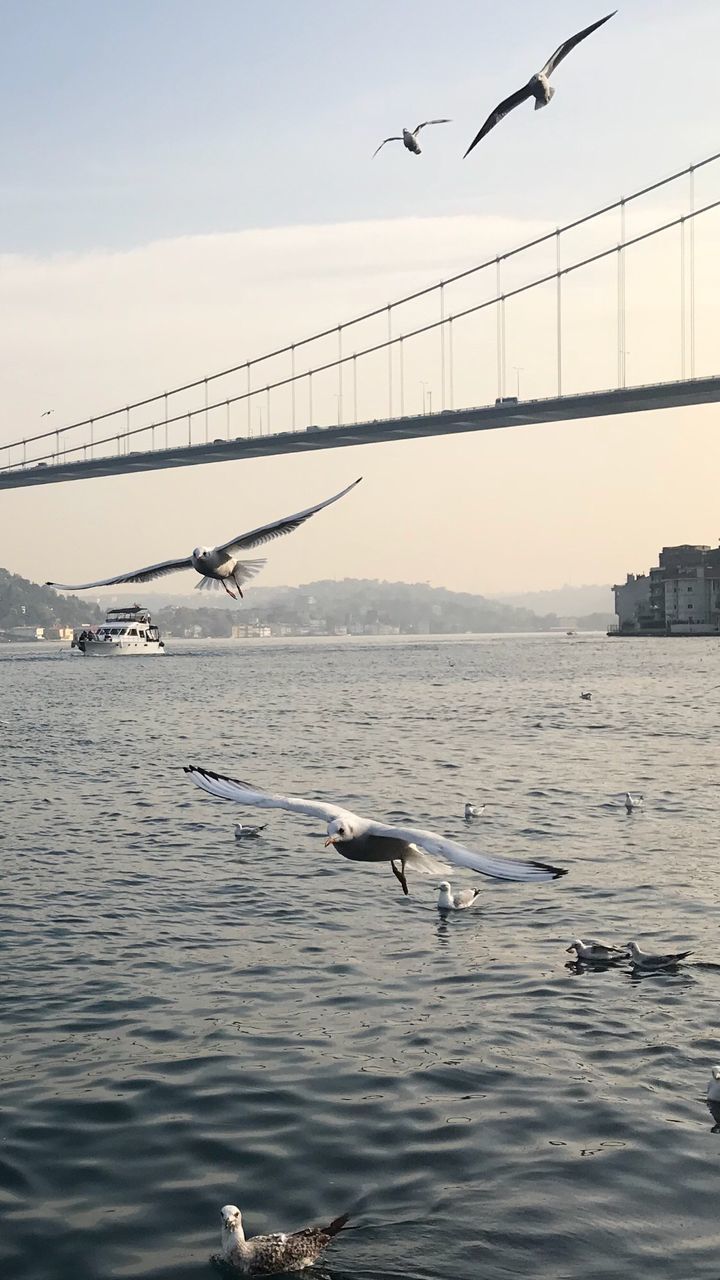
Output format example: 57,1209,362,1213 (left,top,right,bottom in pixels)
374,119,451,157
184,766,568,896
46,477,361,600
464,11,616,157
